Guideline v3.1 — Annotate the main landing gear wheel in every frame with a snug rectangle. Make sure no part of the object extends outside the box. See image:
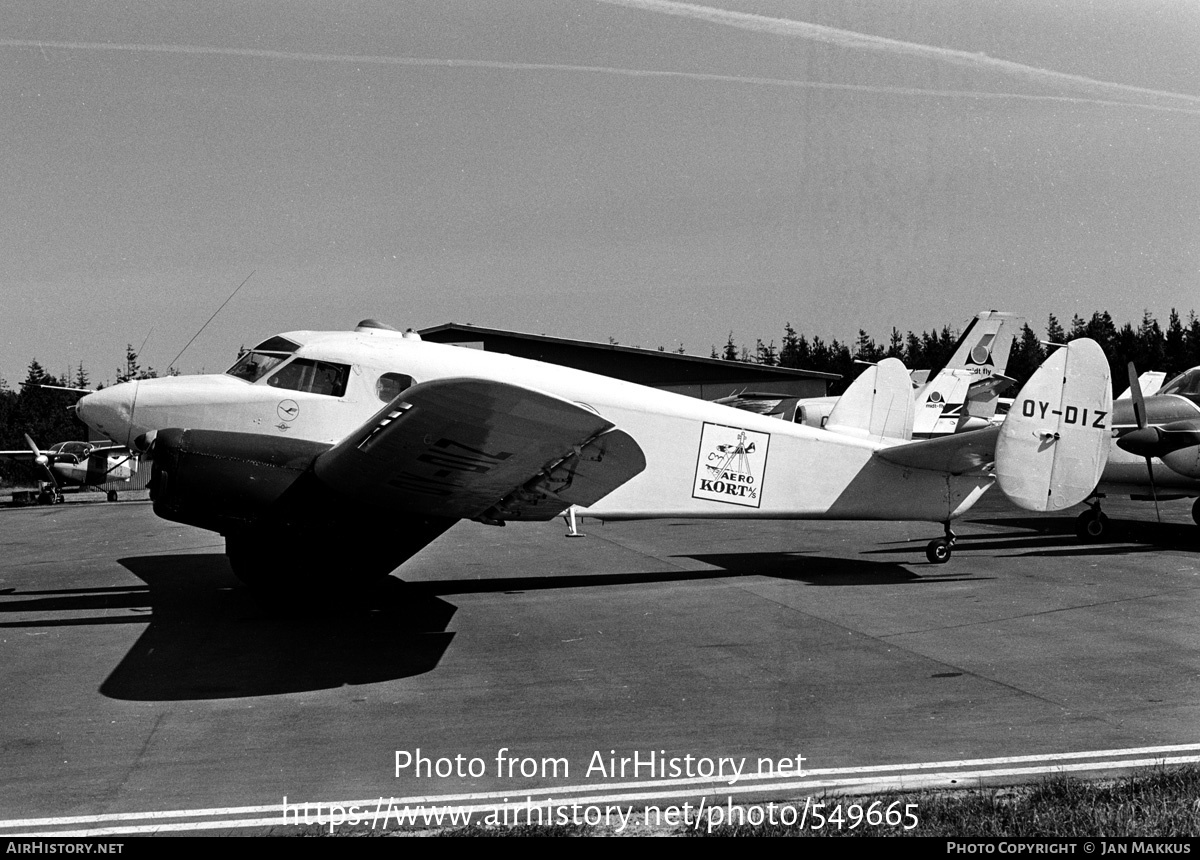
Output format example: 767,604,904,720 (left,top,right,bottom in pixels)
1193,498,1200,528
106,490,118,502
1075,509,1109,541
926,539,952,564
926,522,956,564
